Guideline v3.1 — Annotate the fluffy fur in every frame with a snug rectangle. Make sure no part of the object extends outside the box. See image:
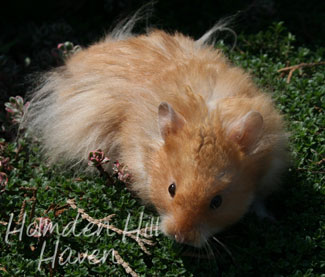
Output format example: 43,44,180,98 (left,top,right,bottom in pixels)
24,24,287,247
